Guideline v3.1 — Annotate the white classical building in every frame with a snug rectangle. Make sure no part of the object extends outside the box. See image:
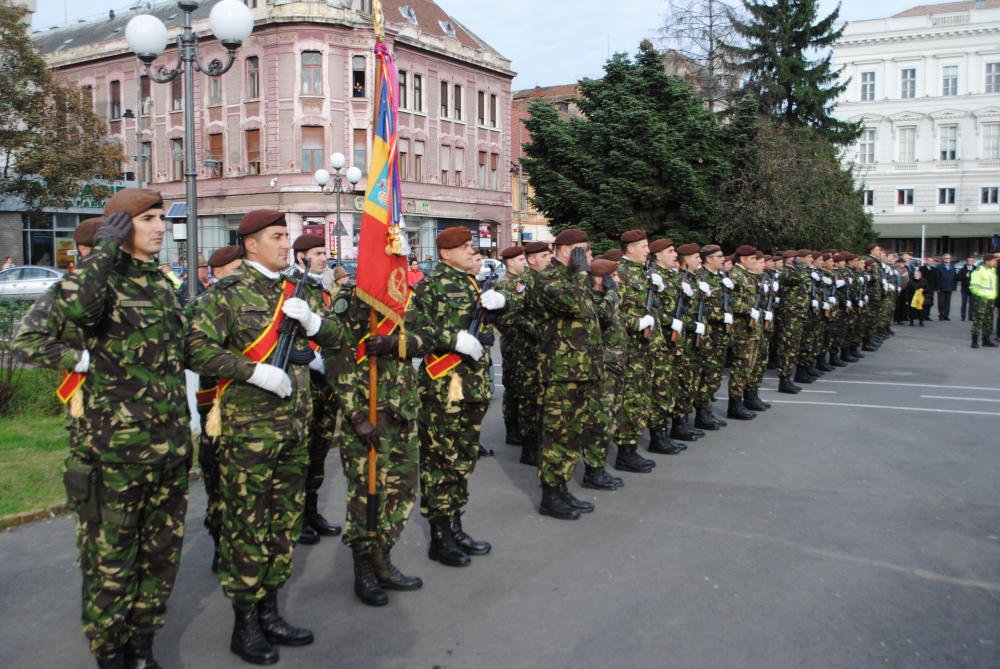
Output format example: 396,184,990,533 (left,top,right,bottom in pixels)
832,0,1000,258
